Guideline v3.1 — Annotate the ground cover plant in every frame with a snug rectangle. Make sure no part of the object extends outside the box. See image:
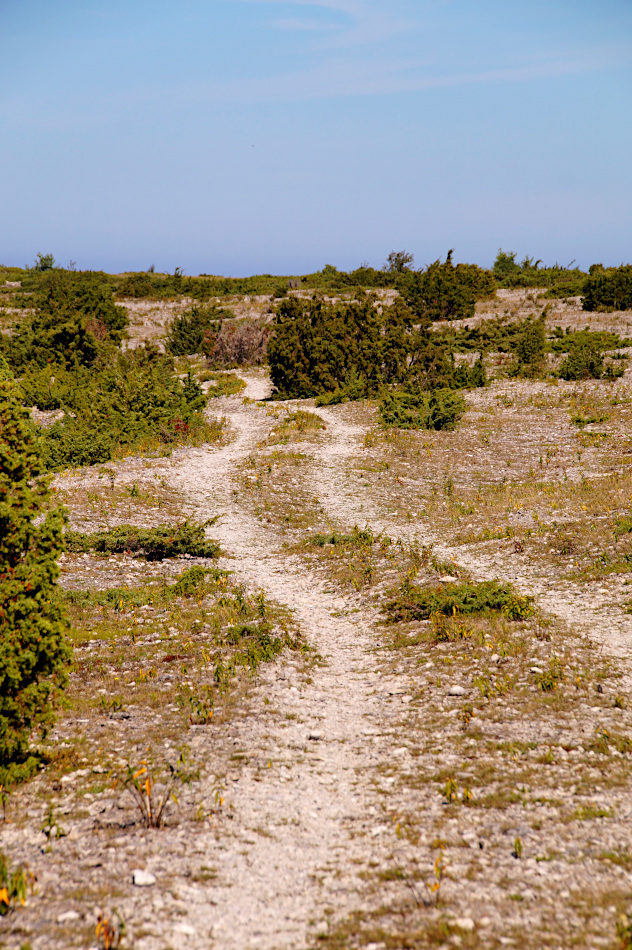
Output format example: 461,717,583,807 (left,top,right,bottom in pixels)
0,361,71,785
65,564,306,714
386,578,535,622
65,519,220,560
